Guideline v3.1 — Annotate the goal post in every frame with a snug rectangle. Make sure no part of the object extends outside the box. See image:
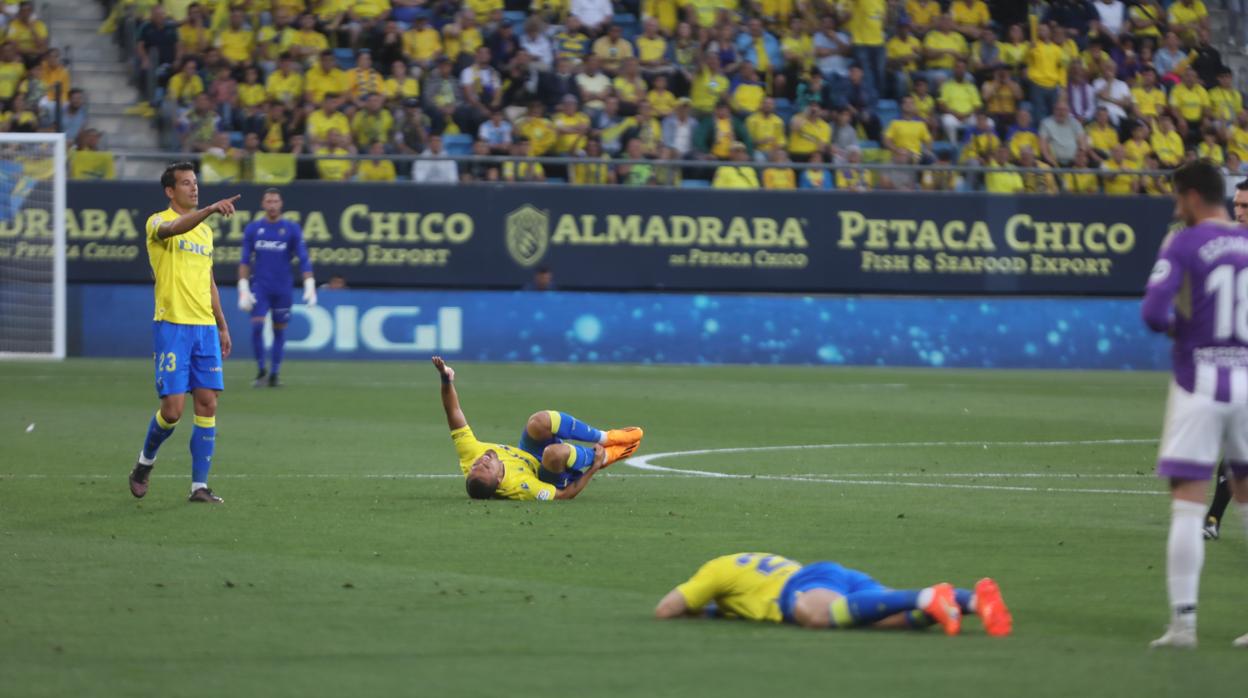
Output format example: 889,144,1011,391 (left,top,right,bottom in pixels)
0,132,66,360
